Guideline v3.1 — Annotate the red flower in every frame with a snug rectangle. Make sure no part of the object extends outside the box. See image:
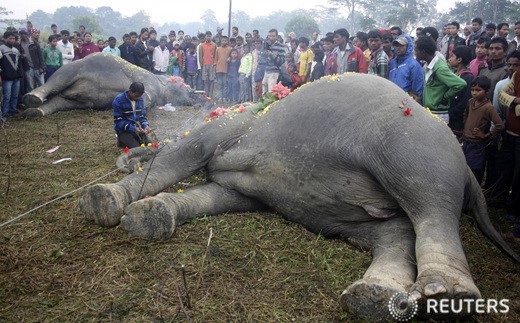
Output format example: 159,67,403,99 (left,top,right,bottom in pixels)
152,142,159,149
123,146,130,154
404,108,412,116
